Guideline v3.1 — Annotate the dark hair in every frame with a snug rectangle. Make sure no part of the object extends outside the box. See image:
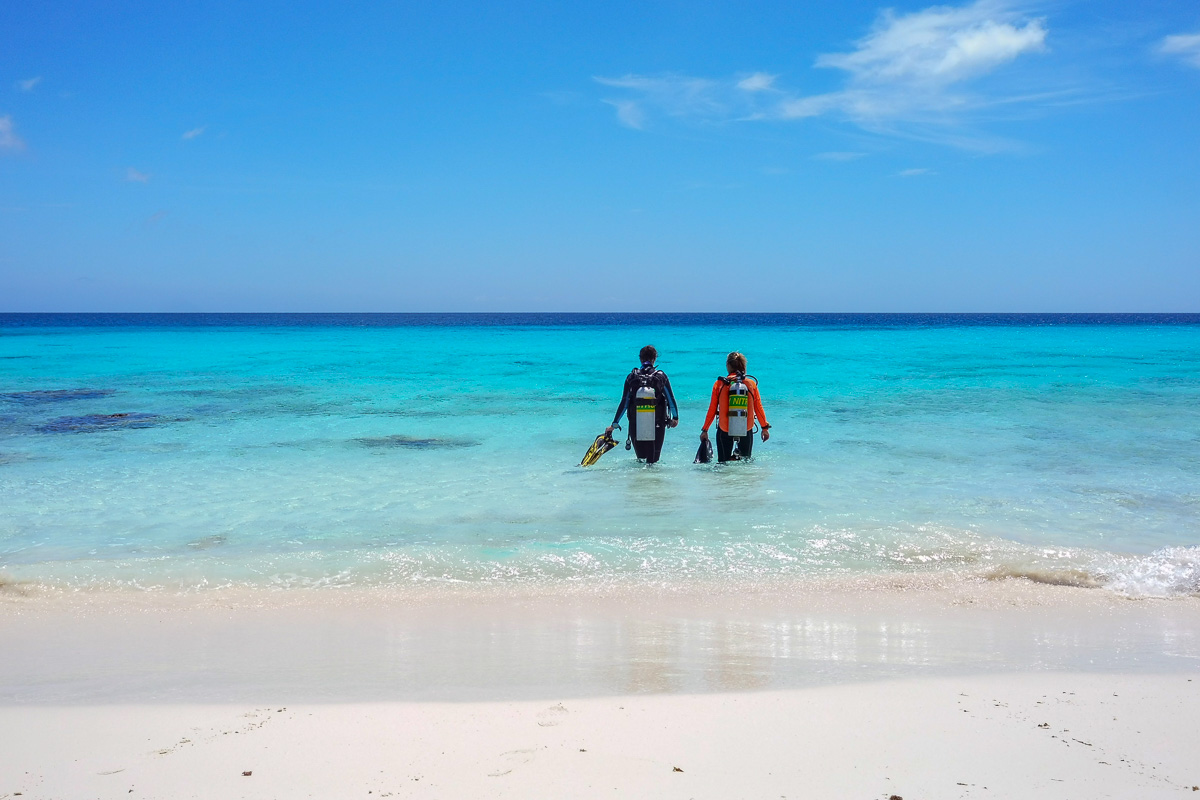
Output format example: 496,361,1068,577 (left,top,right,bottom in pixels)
639,345,657,364
726,351,747,374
